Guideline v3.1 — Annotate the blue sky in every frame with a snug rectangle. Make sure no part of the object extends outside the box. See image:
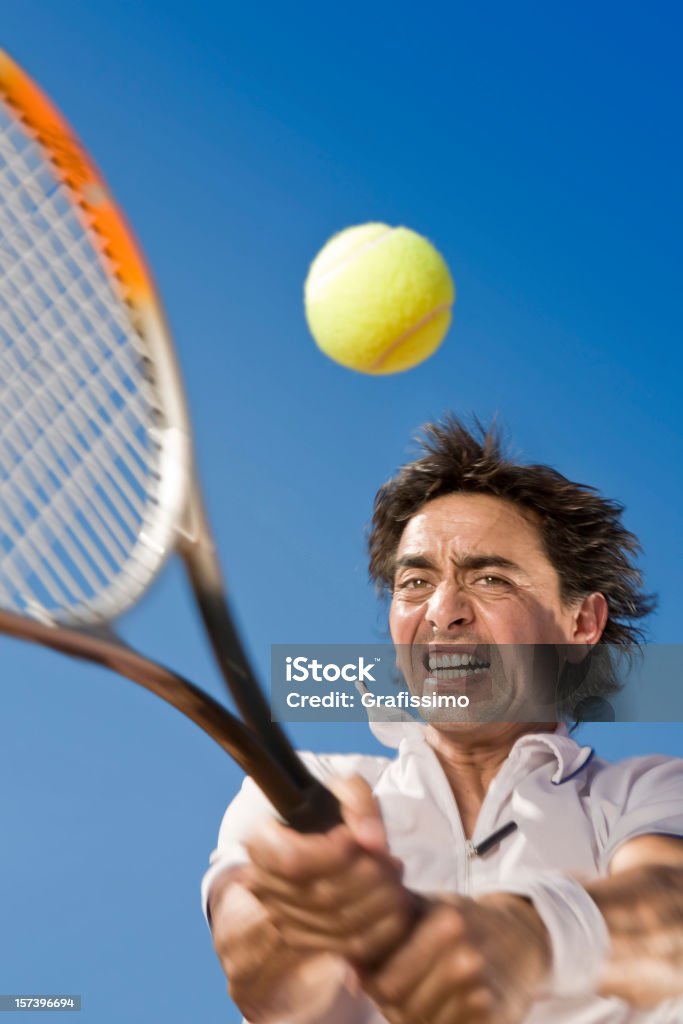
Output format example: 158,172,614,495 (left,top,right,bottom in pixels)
1,2,682,1021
